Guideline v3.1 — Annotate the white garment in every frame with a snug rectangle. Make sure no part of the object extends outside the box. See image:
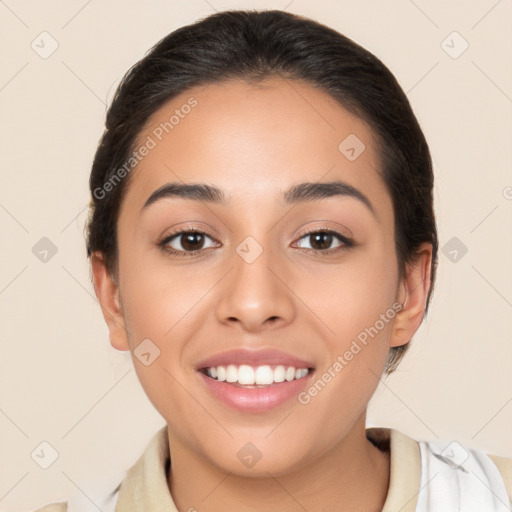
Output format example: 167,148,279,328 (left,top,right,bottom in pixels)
416,440,510,511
